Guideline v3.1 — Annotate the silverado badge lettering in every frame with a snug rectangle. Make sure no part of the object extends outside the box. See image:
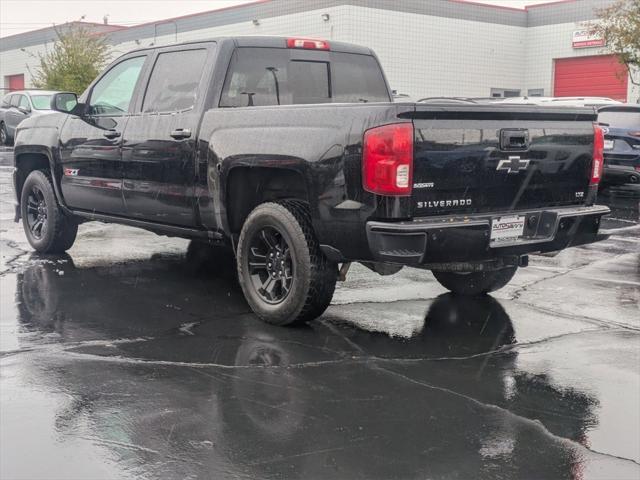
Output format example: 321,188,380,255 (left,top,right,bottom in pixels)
417,199,472,209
